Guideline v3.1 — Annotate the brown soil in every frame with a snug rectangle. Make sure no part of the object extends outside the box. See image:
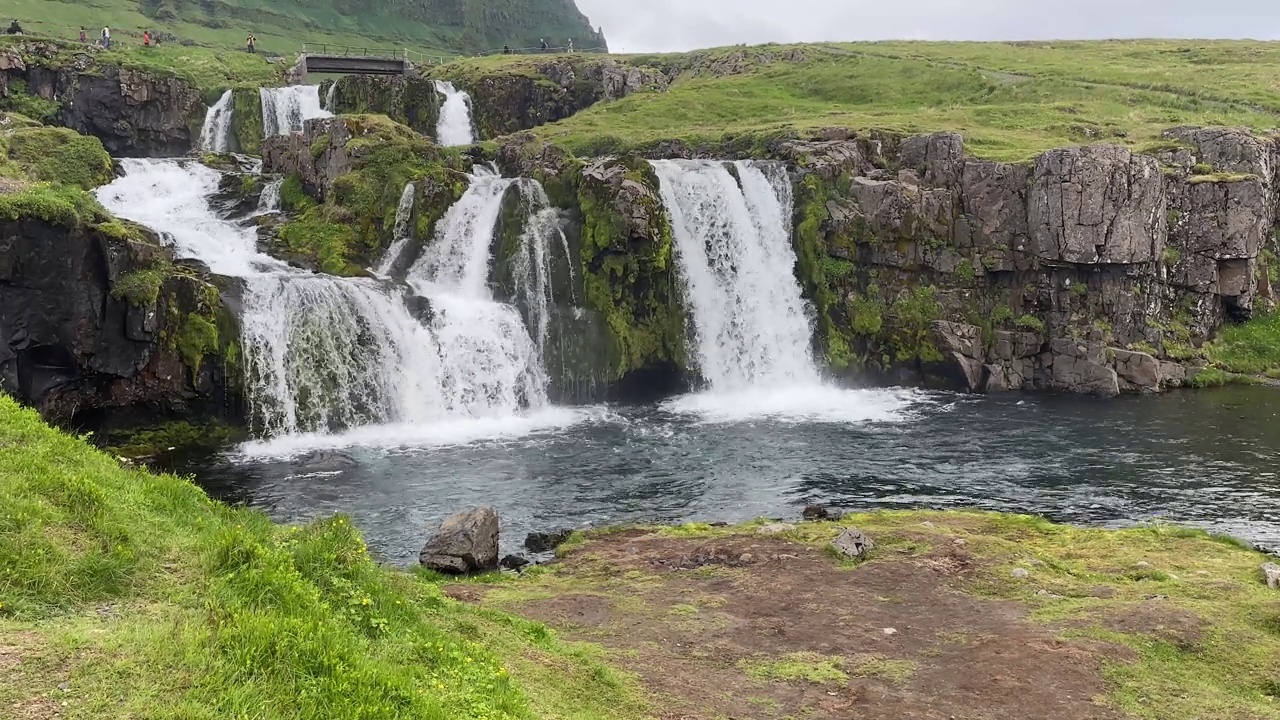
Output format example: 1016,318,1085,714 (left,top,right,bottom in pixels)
446,529,1164,720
